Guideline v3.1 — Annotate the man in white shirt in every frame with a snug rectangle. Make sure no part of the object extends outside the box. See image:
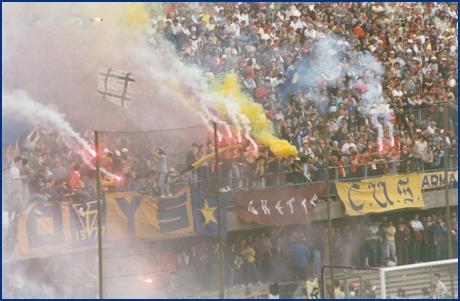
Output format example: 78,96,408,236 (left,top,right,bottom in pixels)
271,16,283,33
327,116,339,134
191,7,202,26
427,121,437,137
372,3,384,14
304,24,316,40
9,156,22,184
368,220,381,267
230,18,241,37
290,15,303,31
224,41,237,58
433,273,448,297
213,4,224,16
384,221,397,263
238,7,250,25
336,111,349,127
341,137,357,155
395,52,406,67
392,86,404,98
9,156,25,201
410,214,424,263
171,19,183,36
